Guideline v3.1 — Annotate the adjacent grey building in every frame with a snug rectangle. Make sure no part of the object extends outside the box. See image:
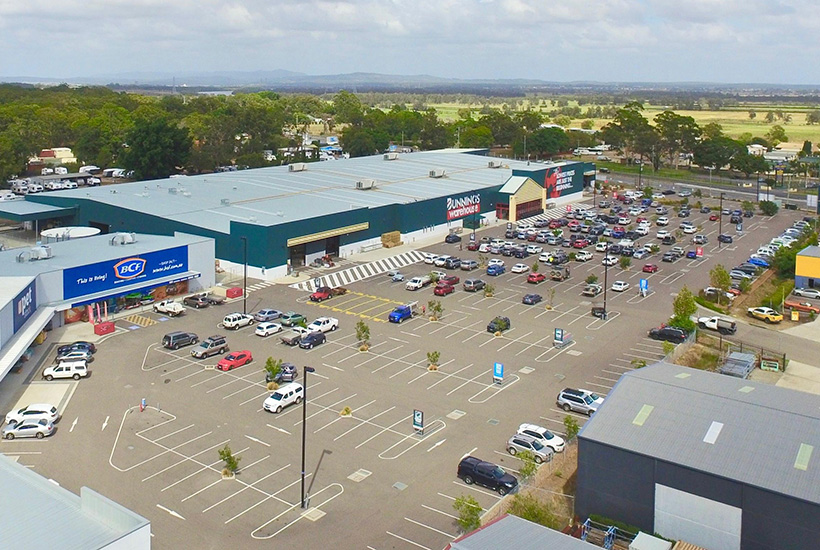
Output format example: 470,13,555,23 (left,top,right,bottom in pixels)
576,362,820,550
